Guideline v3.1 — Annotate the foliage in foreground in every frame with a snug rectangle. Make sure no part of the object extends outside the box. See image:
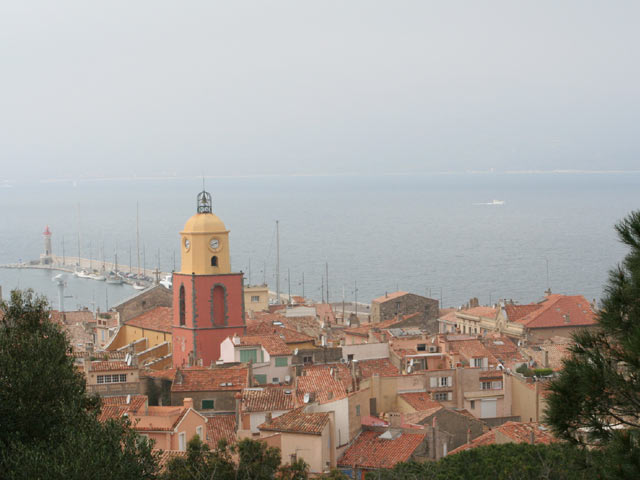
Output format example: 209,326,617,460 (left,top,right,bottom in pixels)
545,210,640,478
365,443,600,480
0,290,158,480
